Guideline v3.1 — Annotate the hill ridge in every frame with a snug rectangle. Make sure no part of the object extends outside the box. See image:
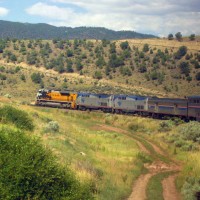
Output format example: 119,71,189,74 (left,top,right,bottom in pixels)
0,20,156,40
